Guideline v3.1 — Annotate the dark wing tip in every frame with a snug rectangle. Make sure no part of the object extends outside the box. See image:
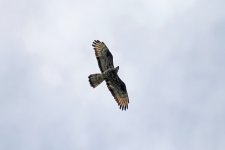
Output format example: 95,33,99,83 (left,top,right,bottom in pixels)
118,99,129,111
119,105,128,111
92,40,102,48
93,40,101,43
